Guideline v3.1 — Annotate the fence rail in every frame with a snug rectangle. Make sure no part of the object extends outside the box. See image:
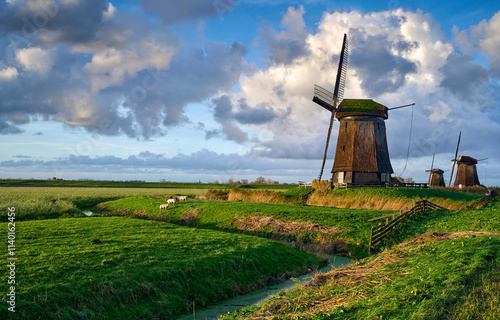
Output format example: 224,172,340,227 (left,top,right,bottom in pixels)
467,191,497,209
299,181,312,188
368,200,446,256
